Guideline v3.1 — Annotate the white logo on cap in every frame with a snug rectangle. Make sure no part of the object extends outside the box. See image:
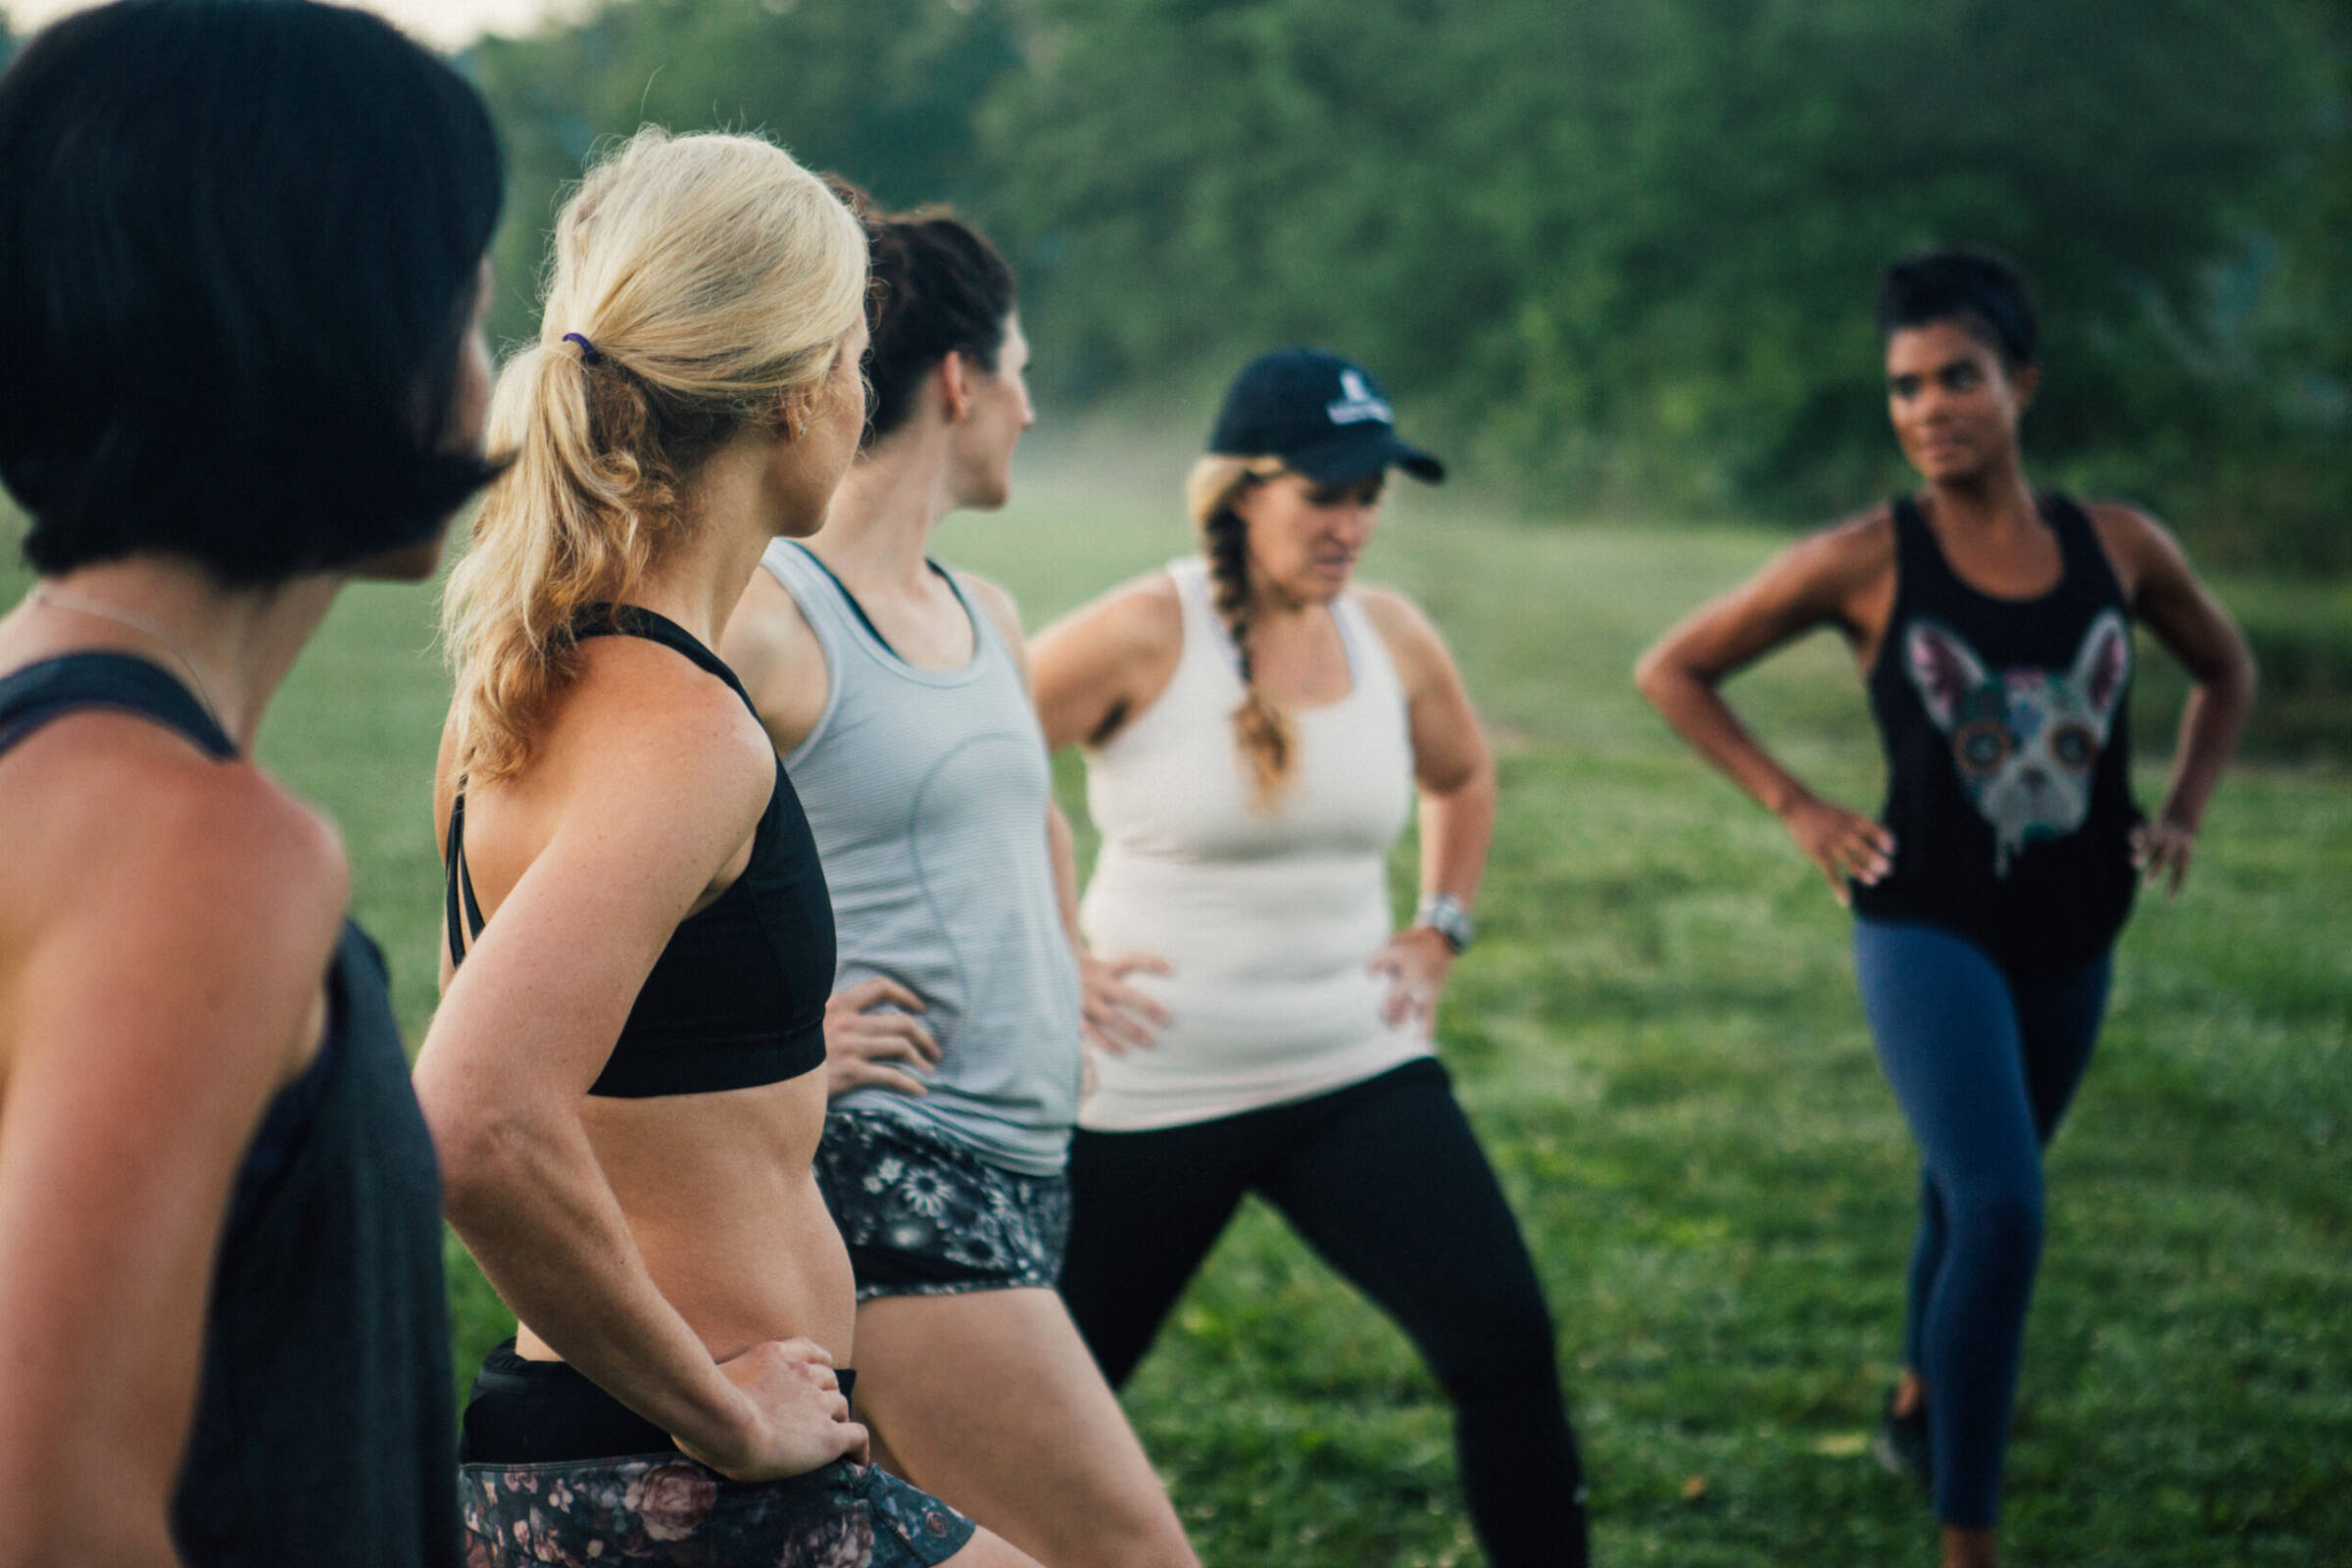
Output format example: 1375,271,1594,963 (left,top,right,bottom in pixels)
1326,368,1393,426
